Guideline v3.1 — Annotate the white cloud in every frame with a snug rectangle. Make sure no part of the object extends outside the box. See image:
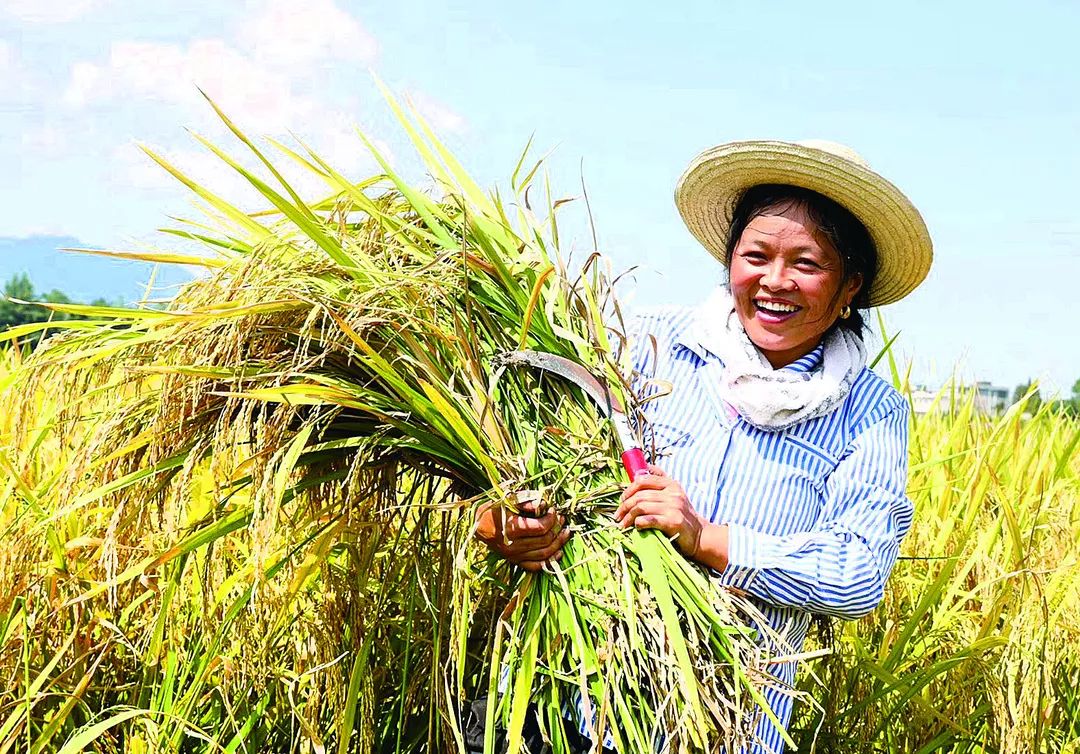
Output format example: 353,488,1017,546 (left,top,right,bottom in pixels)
0,39,27,98
63,39,290,121
0,0,108,23
239,0,377,68
21,124,67,155
116,141,266,209
42,0,440,239
406,90,468,134
58,13,385,182
0,41,11,96
117,118,382,212
0,222,77,238
59,0,378,115
57,0,386,135
61,61,104,107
